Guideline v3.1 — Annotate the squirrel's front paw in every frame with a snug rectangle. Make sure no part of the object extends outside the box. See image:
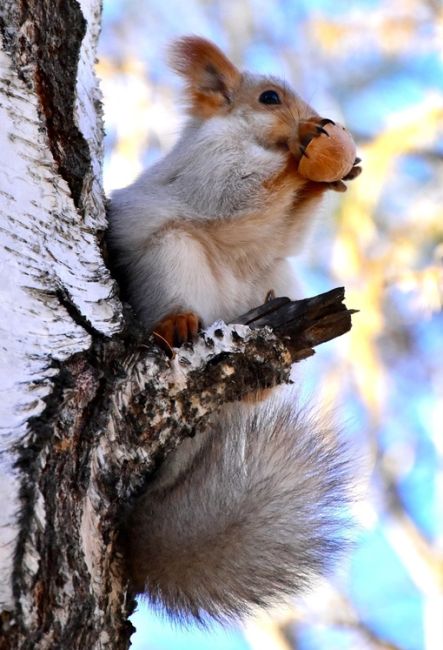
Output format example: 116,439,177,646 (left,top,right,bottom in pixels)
153,312,200,349
327,158,362,192
290,117,361,188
